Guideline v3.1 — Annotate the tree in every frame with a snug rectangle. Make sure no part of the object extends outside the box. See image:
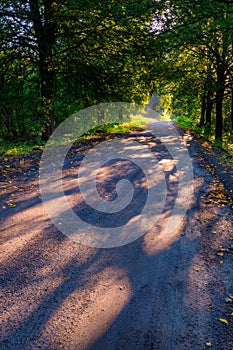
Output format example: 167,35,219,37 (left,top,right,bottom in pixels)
151,0,233,143
0,0,155,141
